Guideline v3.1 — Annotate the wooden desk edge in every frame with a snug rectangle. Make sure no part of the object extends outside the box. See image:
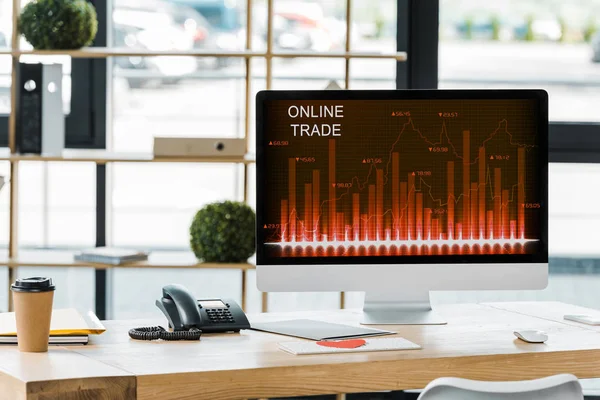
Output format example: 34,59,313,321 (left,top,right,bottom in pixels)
0,349,137,400
25,375,136,400
136,348,600,400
